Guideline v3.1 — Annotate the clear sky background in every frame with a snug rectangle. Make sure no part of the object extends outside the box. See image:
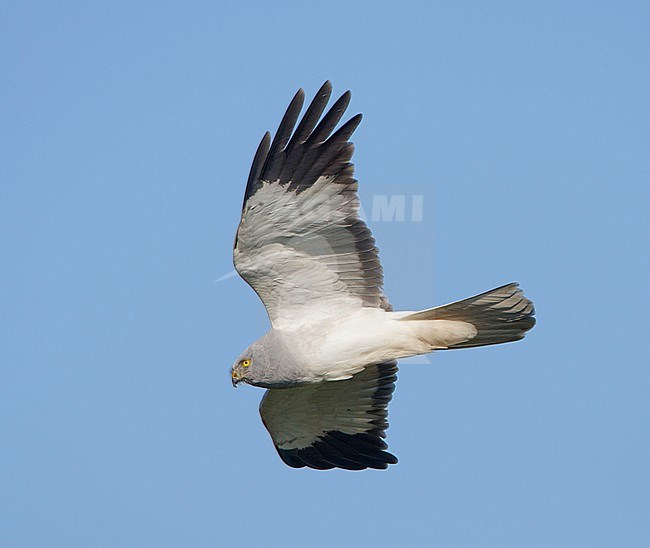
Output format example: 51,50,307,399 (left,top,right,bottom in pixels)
2,1,649,546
